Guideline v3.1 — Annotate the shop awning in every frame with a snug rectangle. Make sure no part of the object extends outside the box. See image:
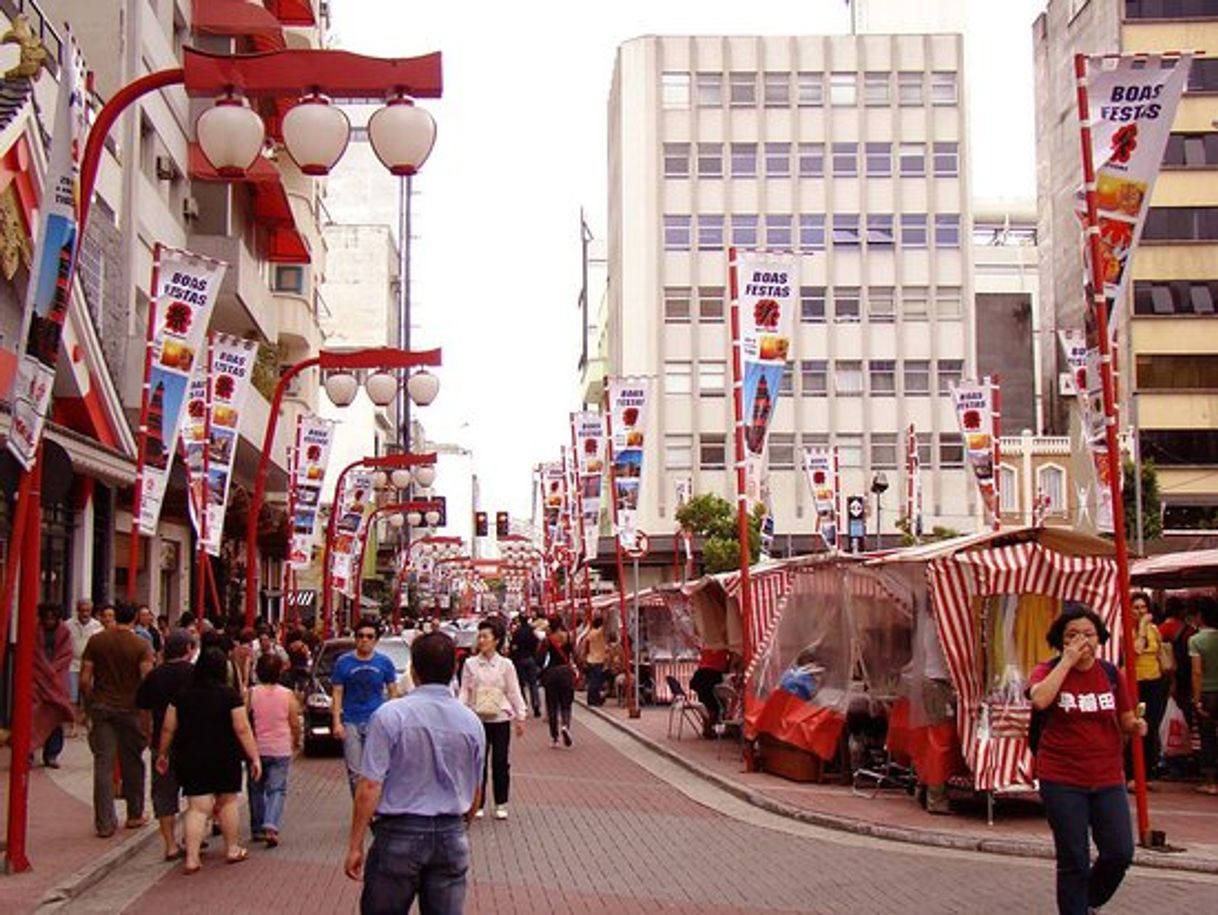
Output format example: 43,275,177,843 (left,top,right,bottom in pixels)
192,0,286,51
263,0,317,27
1131,548,1218,589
